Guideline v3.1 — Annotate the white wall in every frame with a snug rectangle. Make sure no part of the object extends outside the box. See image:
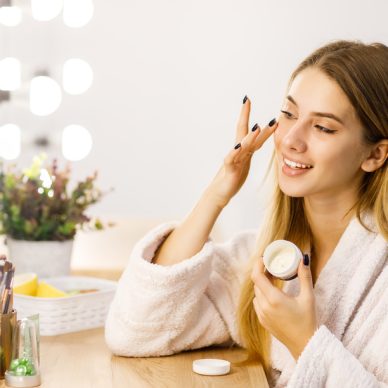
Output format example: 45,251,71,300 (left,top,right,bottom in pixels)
1,0,388,240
